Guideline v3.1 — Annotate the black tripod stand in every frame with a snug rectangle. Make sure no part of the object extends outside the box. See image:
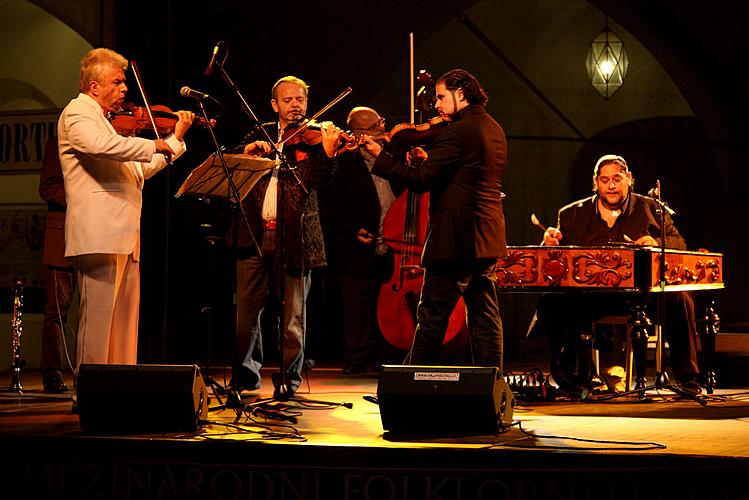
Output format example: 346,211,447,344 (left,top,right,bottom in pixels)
198,215,230,406
628,181,704,404
176,91,269,413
